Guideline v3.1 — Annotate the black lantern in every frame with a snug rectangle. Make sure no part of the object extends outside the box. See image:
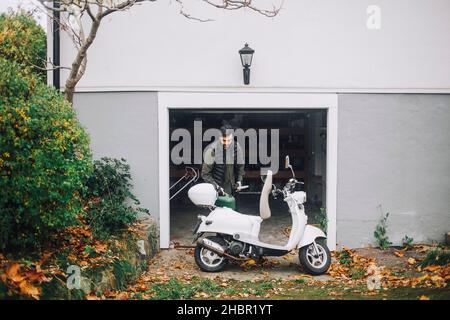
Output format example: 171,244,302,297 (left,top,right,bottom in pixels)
239,43,254,85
